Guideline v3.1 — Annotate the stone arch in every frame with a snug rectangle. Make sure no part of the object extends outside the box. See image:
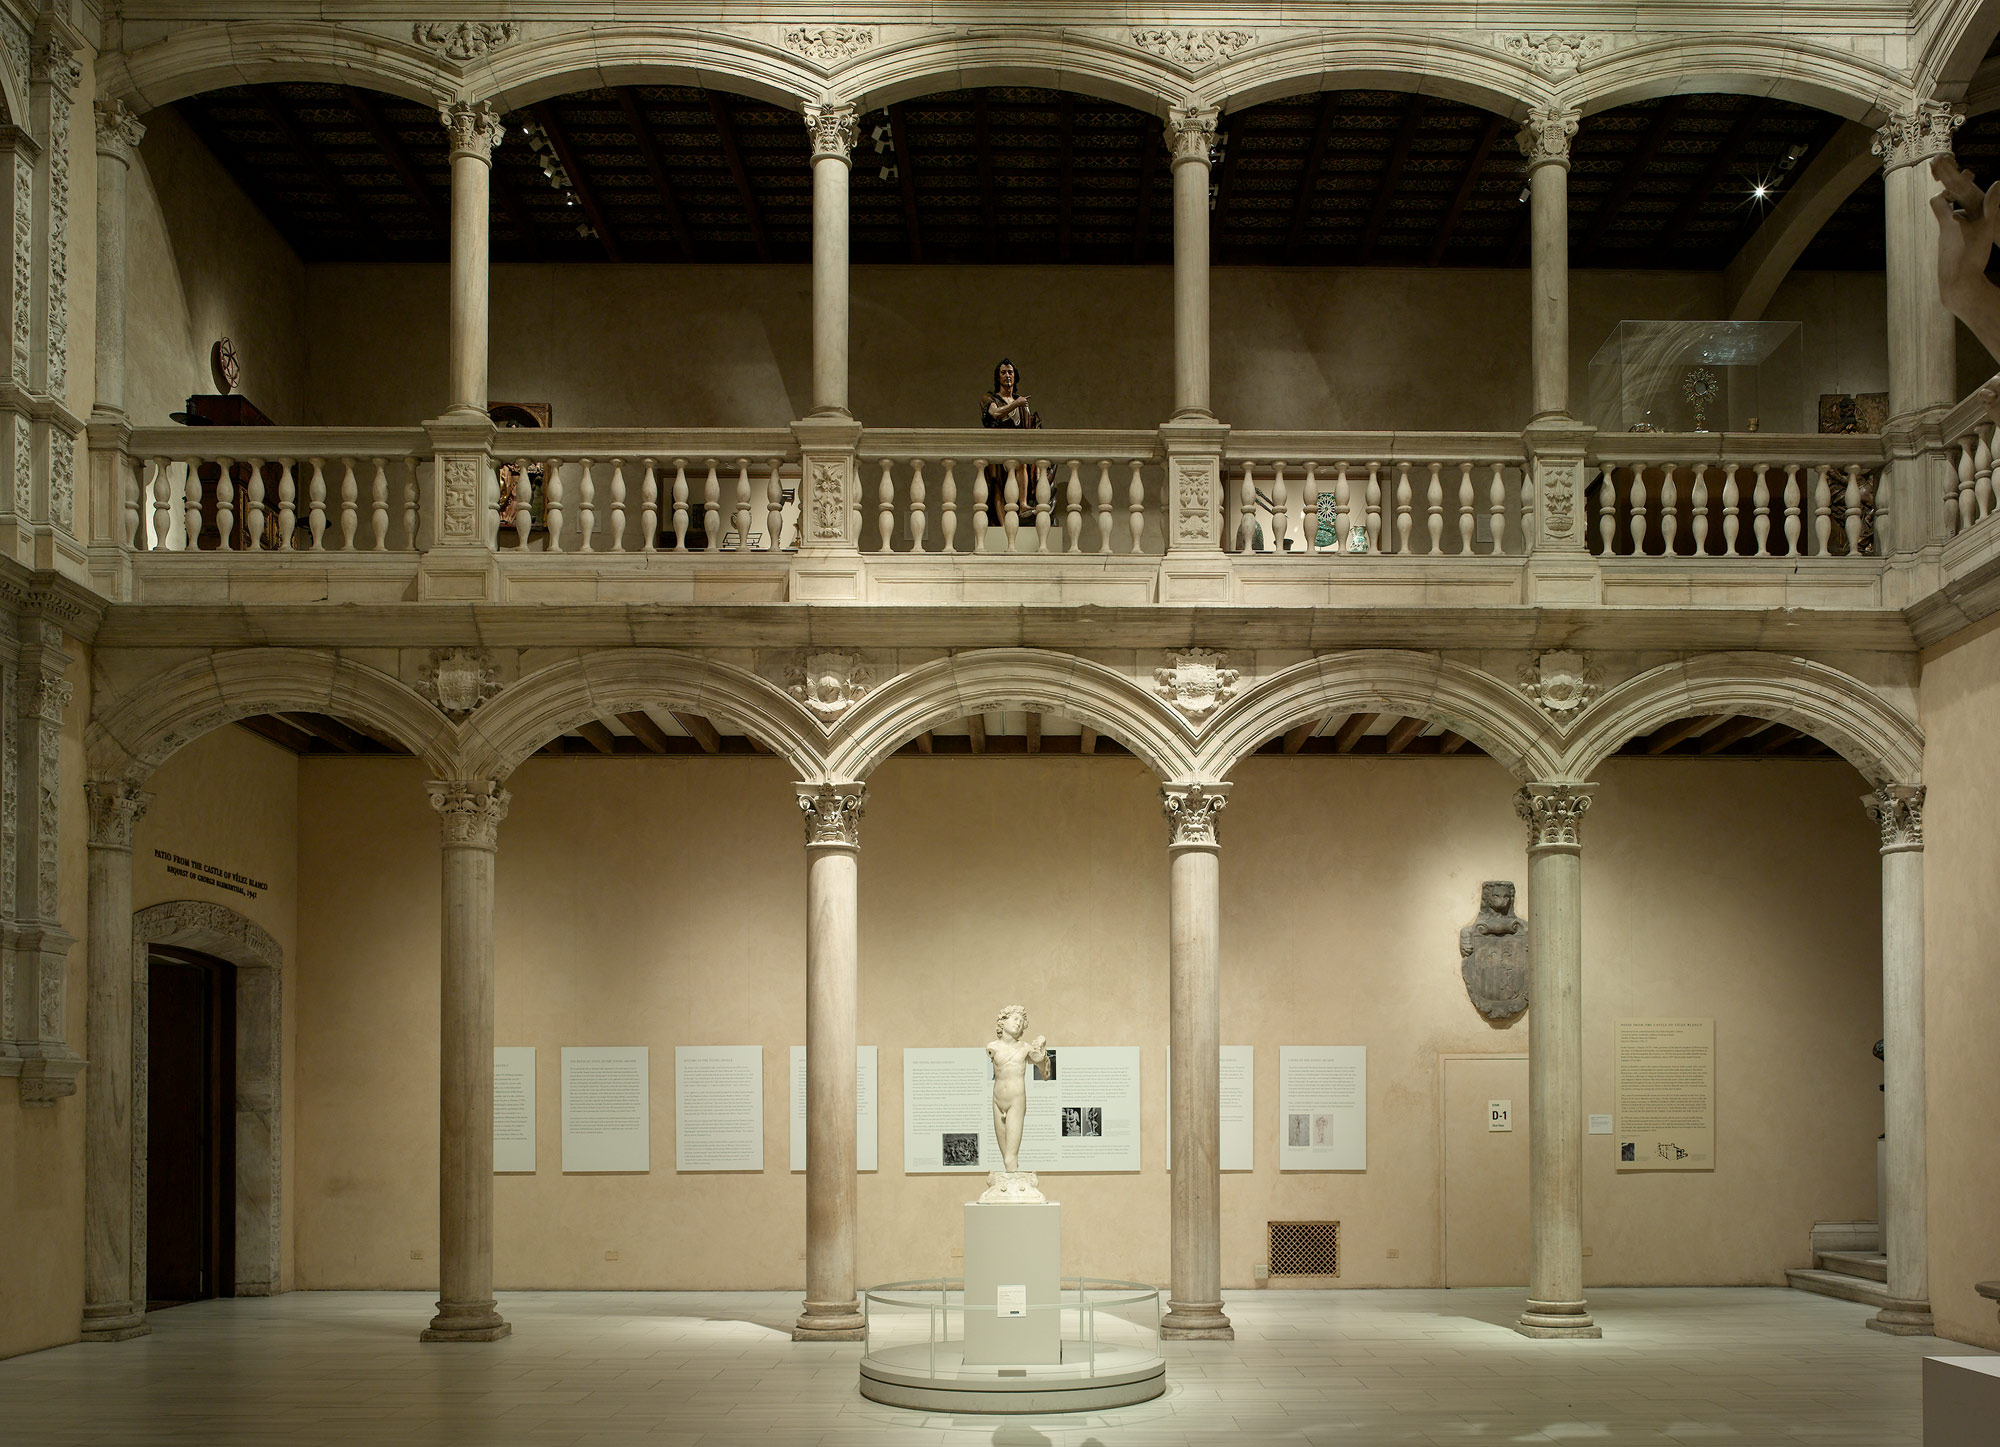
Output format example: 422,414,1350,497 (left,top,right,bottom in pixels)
128,901,284,1304
98,22,456,110
1197,652,1560,782
88,650,455,786
462,649,827,780
1921,0,2000,98
1567,37,1902,123
1203,30,1546,118
476,27,827,112
825,650,1198,783
1557,654,1924,786
840,29,1193,116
